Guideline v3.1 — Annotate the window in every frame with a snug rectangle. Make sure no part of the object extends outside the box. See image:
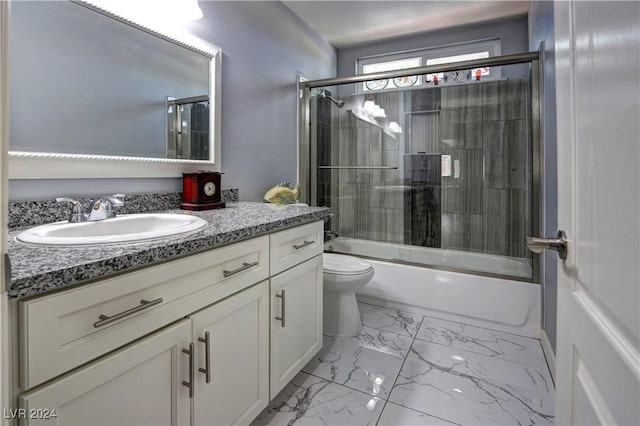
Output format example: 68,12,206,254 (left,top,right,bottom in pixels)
358,39,501,91
362,57,422,91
